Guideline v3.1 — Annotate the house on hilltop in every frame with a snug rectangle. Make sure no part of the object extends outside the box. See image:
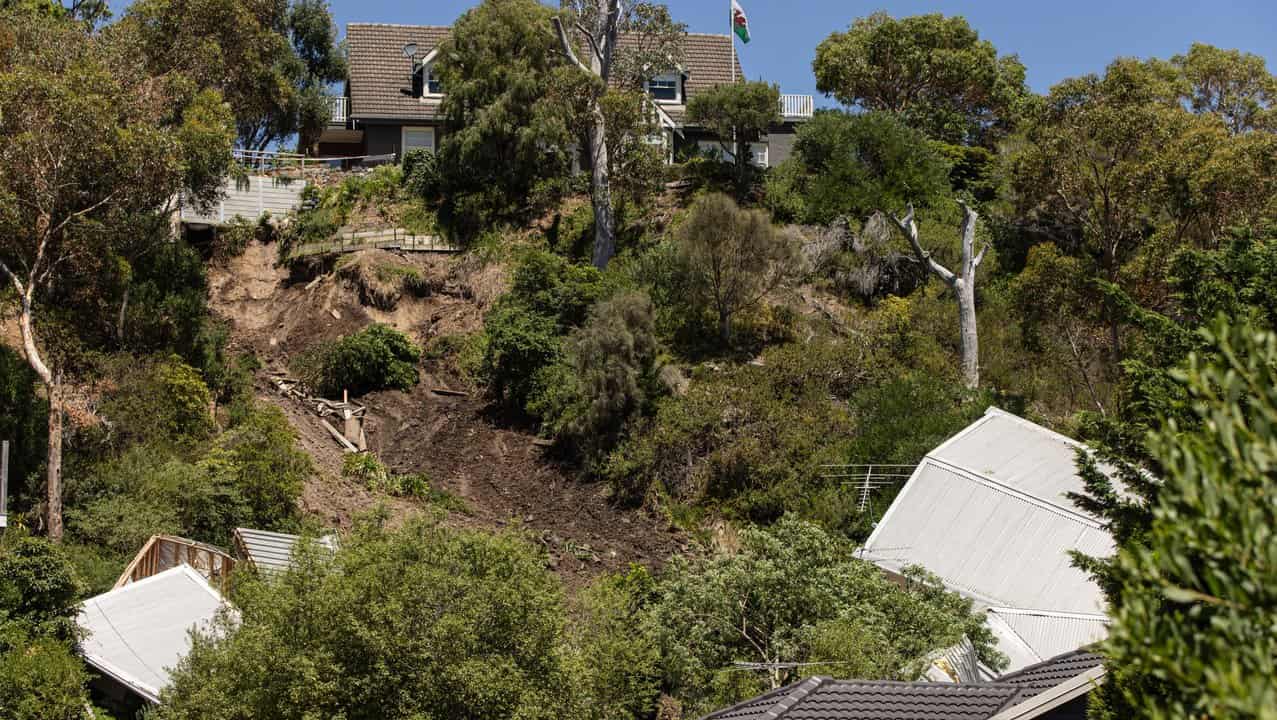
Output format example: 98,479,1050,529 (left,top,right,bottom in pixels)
859,408,1115,674
318,22,814,166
